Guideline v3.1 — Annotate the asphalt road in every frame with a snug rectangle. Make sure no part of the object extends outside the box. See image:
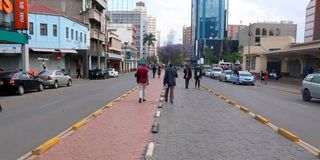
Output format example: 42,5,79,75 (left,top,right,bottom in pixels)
0,73,136,160
201,77,320,149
